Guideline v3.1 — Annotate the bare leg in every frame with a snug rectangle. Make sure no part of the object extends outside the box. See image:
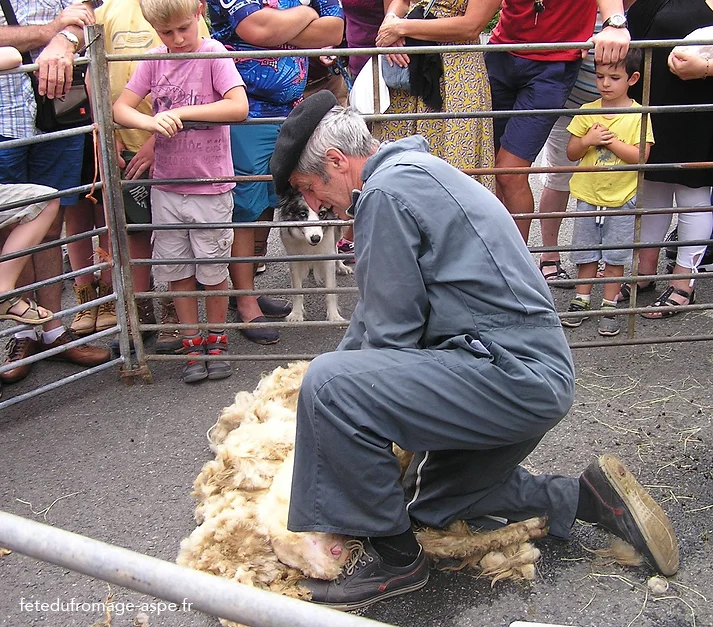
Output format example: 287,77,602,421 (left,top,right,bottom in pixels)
128,231,153,293
205,278,228,326
575,262,597,298
31,207,65,332
0,199,59,297
538,186,569,265
171,276,199,336
494,148,535,243
229,227,262,322
64,198,98,286
602,264,624,303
